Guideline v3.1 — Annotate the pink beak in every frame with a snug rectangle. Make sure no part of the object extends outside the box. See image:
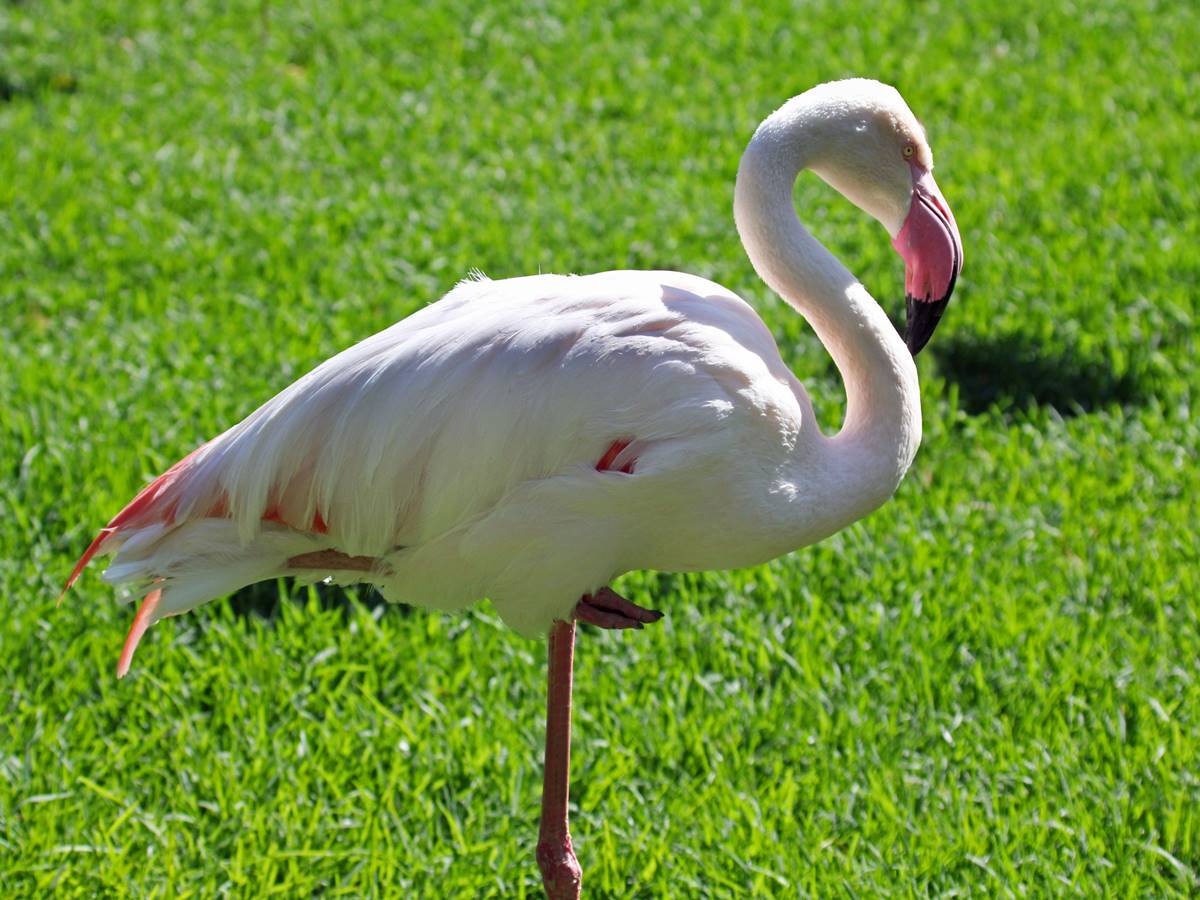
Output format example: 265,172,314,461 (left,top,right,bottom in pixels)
891,162,963,354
